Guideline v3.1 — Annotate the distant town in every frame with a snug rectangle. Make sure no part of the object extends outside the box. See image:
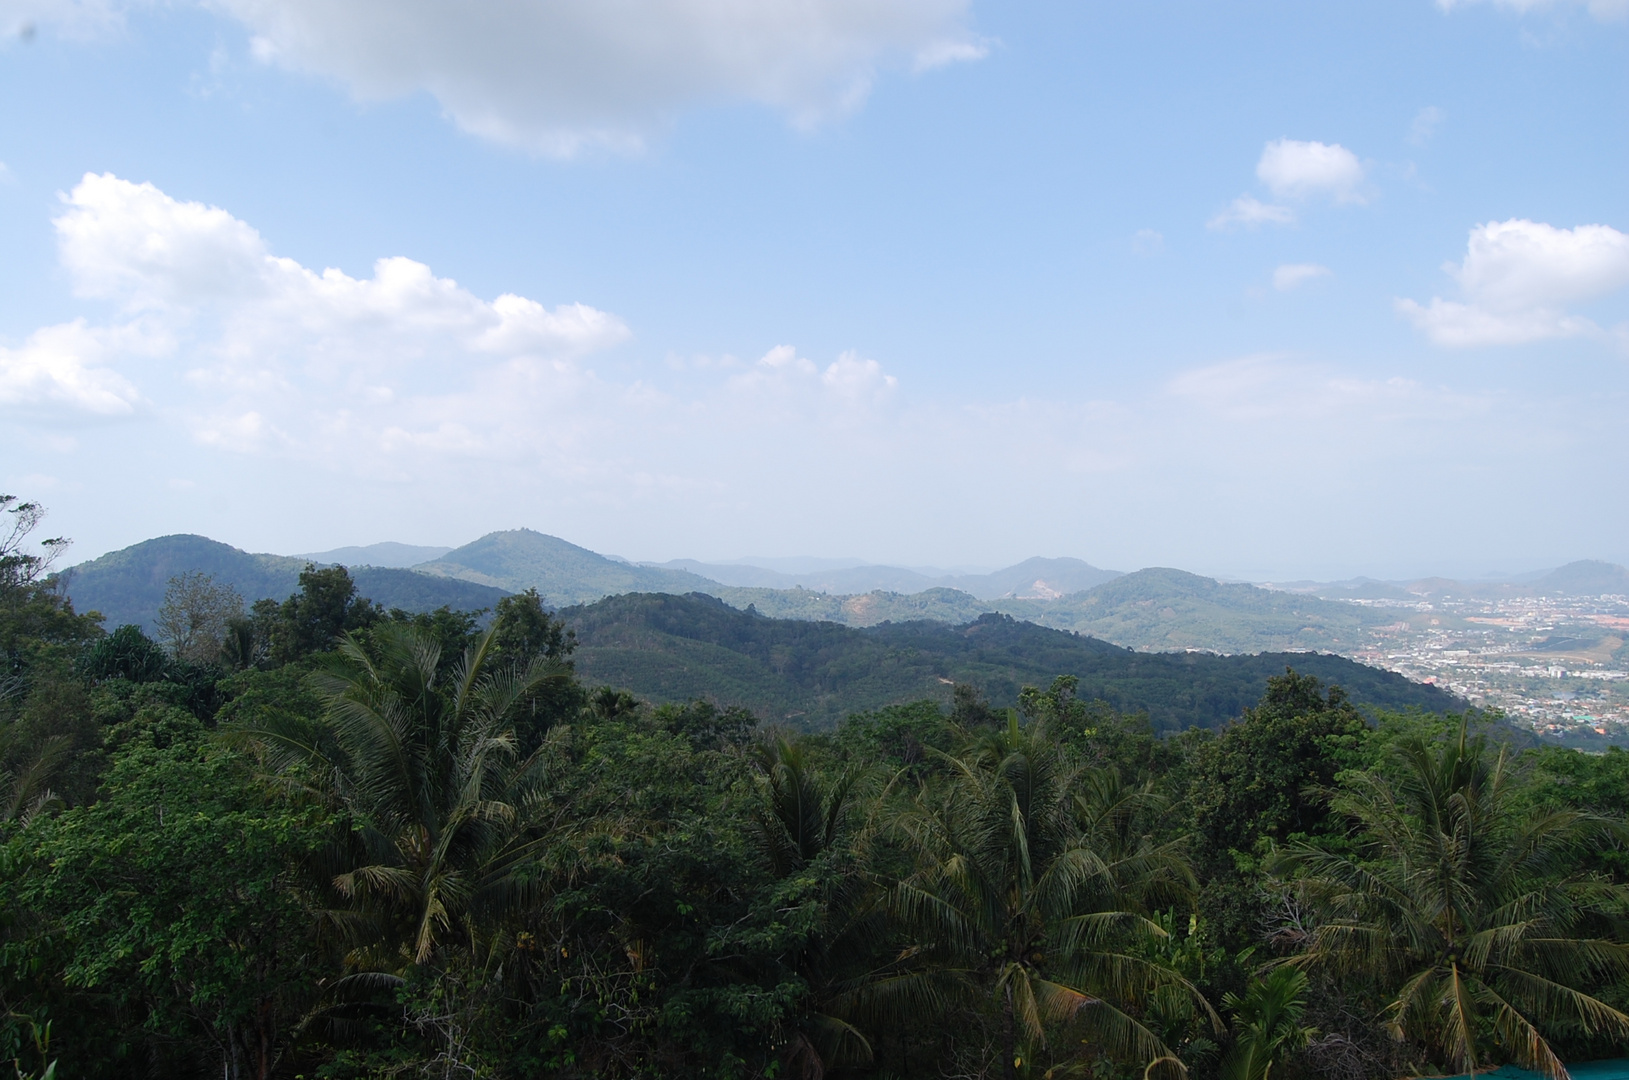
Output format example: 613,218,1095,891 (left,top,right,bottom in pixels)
1335,592,1629,745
